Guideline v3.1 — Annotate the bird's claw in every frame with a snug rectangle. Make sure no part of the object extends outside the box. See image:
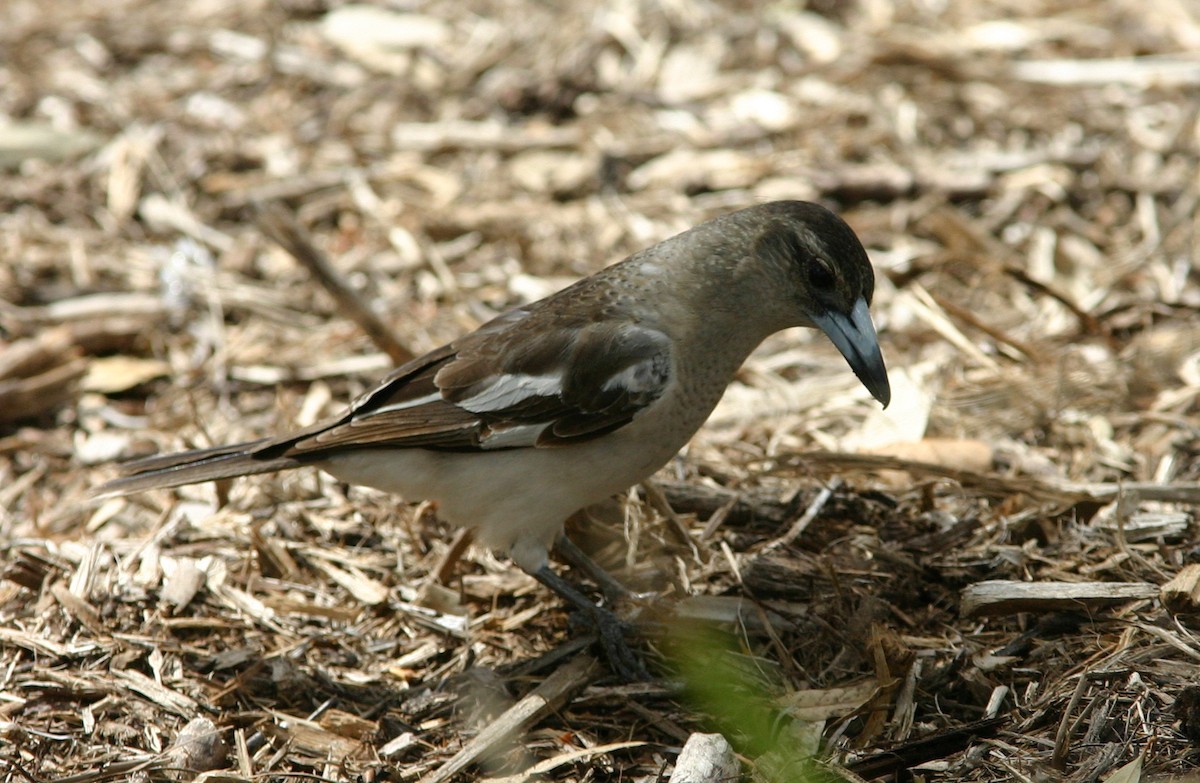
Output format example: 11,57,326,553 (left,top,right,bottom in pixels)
588,606,650,681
